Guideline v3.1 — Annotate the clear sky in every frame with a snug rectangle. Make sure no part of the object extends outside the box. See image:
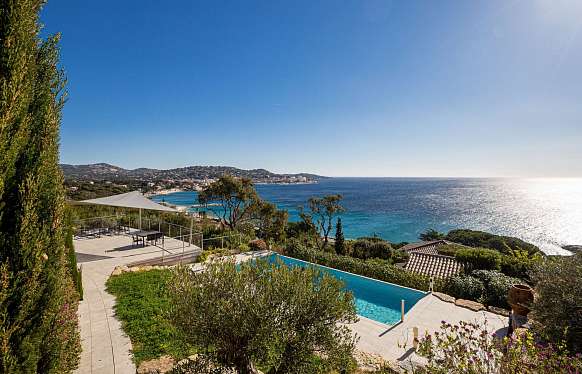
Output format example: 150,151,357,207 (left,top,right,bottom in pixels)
41,0,582,177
